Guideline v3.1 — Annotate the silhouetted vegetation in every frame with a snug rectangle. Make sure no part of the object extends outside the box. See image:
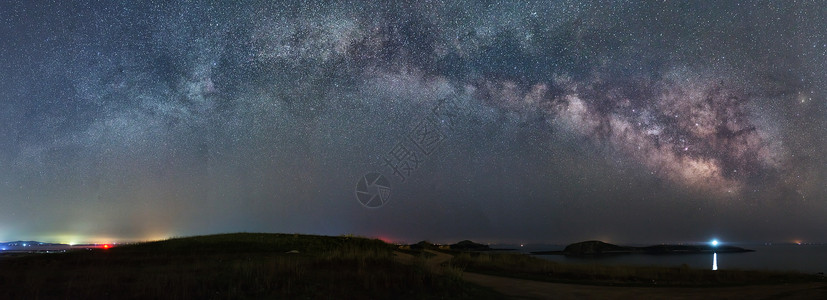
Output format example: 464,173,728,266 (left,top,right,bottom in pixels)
450,251,822,287
0,233,499,299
